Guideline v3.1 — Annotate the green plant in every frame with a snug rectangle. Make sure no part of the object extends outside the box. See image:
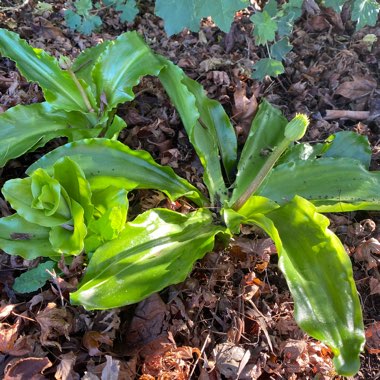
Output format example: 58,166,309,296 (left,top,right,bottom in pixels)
64,0,379,79
0,28,164,167
65,0,138,35
1,30,380,376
